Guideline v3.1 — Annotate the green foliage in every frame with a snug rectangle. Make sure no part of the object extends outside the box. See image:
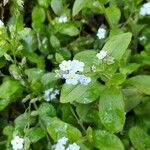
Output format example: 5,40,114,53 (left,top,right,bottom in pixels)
0,0,150,149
